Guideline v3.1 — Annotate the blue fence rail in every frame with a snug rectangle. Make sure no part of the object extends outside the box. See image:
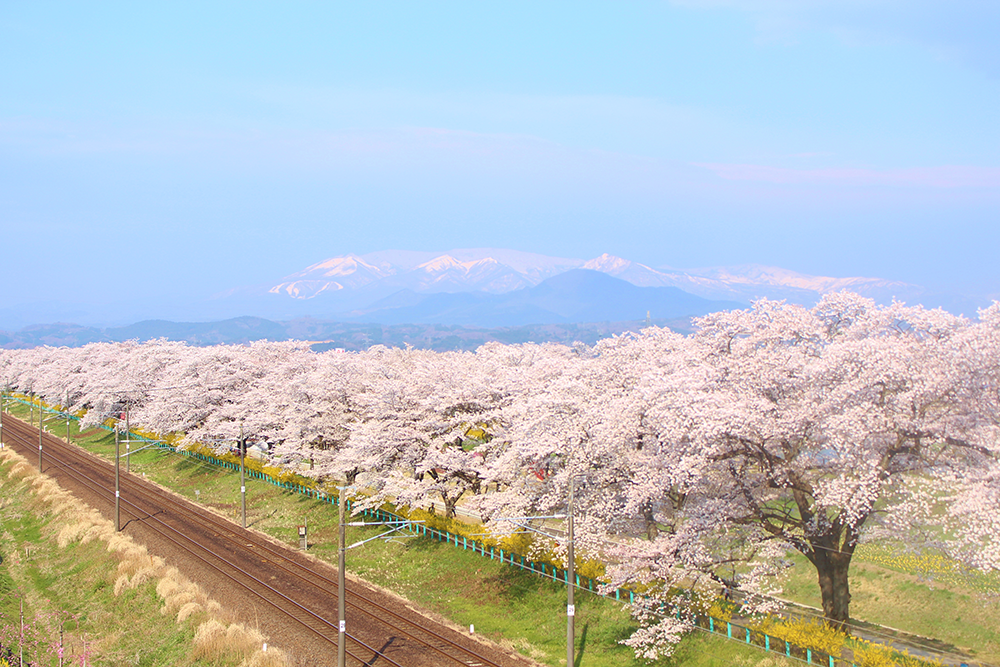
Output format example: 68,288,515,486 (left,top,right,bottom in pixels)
2,394,867,667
